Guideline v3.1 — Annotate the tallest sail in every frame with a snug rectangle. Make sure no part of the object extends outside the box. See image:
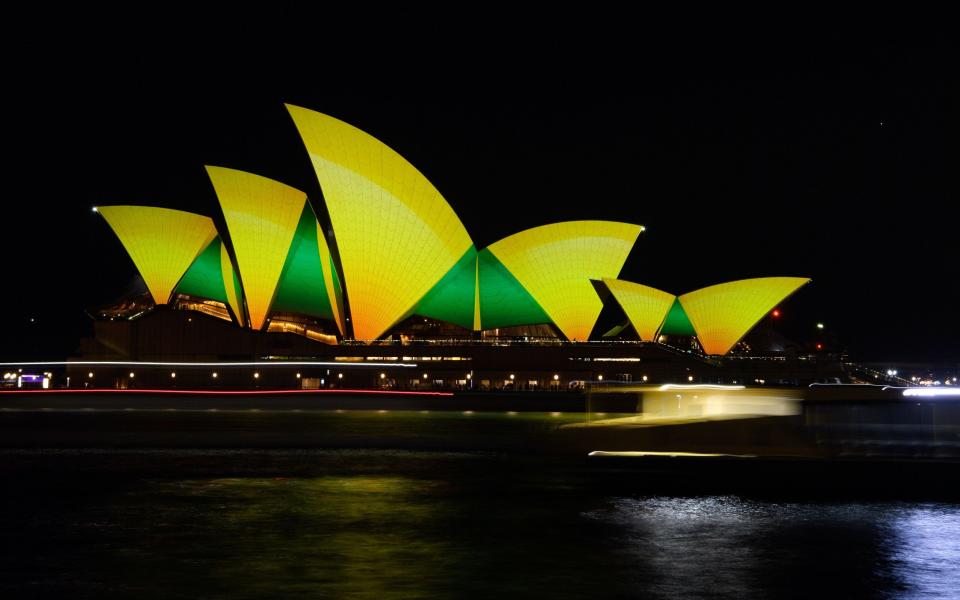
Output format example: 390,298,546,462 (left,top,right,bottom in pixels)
286,105,473,341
